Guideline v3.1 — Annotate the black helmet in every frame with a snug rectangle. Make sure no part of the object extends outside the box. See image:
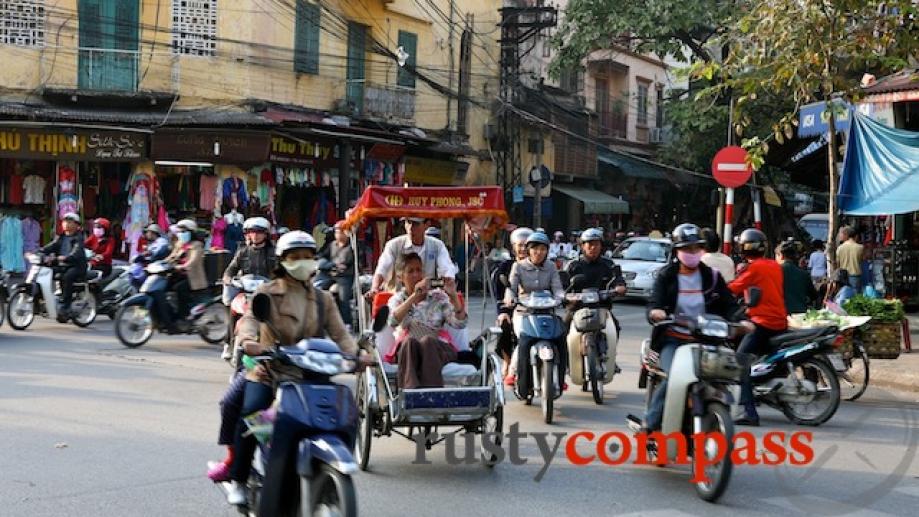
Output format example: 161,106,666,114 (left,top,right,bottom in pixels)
671,223,704,249
739,228,768,257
